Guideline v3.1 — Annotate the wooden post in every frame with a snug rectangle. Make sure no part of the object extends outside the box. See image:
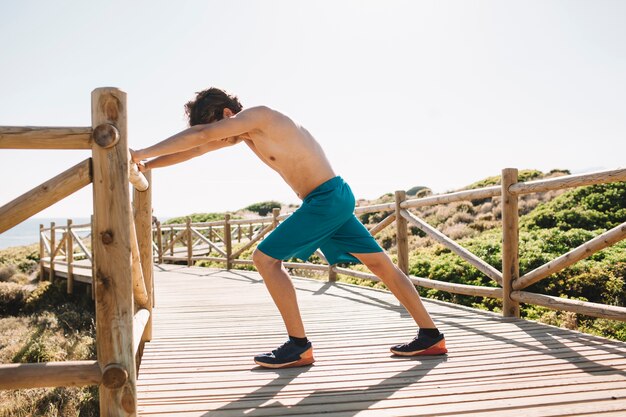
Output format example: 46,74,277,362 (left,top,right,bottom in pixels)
248,224,253,240
39,224,45,281
66,219,74,294
224,214,232,269
186,217,193,267
394,191,409,275
133,171,153,342
501,168,521,318
91,87,137,416
328,265,337,282
237,225,242,243
156,221,163,264
49,221,56,283
90,215,95,298
169,226,174,256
